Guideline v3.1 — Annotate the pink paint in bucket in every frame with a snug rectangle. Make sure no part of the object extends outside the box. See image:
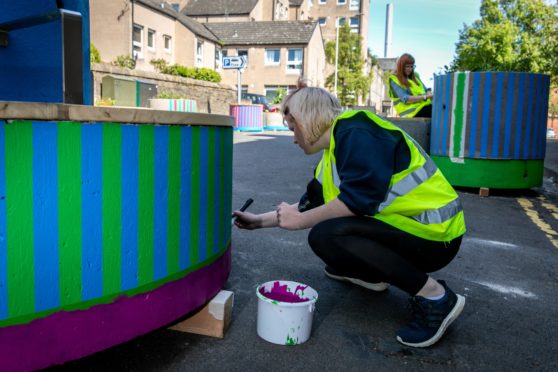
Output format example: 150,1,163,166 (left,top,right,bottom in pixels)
256,280,318,345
